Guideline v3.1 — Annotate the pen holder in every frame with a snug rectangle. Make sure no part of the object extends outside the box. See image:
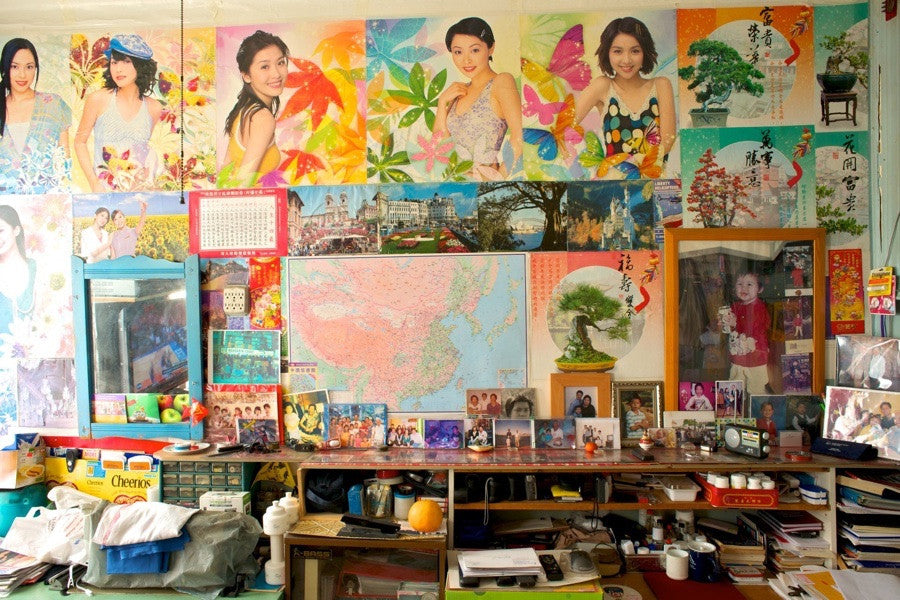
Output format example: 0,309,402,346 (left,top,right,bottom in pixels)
365,481,392,518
